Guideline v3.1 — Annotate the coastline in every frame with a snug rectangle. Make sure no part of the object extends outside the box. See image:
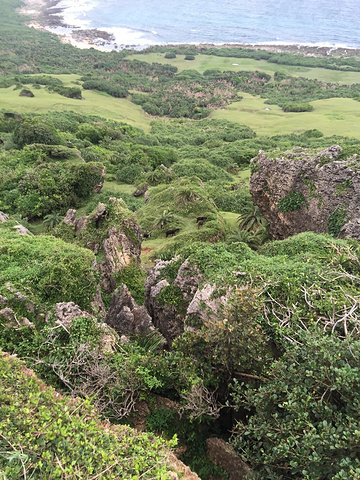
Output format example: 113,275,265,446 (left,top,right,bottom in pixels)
18,0,360,57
